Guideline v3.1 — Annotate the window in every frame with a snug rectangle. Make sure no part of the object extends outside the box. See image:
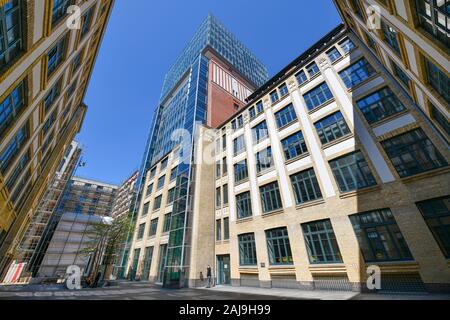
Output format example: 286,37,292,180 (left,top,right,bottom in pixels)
314,111,351,145
223,217,229,240
416,196,450,258
142,202,150,217
256,147,273,173
216,219,221,241
0,123,29,174
66,79,77,98
157,175,165,190
381,20,401,54
149,167,156,179
52,0,74,27
5,150,29,191
339,58,375,88
0,80,25,137
270,90,279,103
163,213,172,233
216,160,221,178
137,223,145,240
72,51,83,74
356,87,406,124
47,35,68,77
260,181,283,213
415,0,449,48
153,195,162,210
281,131,308,161
231,119,236,130
274,104,297,128
290,168,322,205
350,0,363,18
424,56,449,104
222,157,227,175
381,128,447,178
296,70,308,85
251,120,268,144
44,78,62,114
167,188,175,204
307,62,320,77
149,218,158,237
364,31,377,51
216,187,221,208
339,38,355,54
303,82,333,111
234,159,248,183
80,7,94,40
0,0,23,71
233,135,245,156
239,233,257,265
237,115,244,129
278,83,289,97
222,134,226,150
329,151,377,192
146,183,153,196
302,219,343,264
142,246,154,280
391,60,411,88
430,102,450,136
248,106,256,119
160,157,168,170
170,166,178,181
255,101,264,114
223,184,228,205
350,209,413,262
266,227,293,265
326,47,342,62
236,191,252,219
